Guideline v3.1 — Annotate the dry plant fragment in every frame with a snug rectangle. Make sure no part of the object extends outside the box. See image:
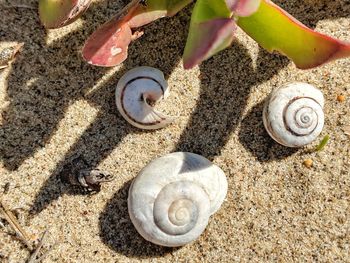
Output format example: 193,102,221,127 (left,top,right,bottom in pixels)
0,199,33,250
35,242,59,263
27,229,49,263
0,43,24,69
60,157,115,192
